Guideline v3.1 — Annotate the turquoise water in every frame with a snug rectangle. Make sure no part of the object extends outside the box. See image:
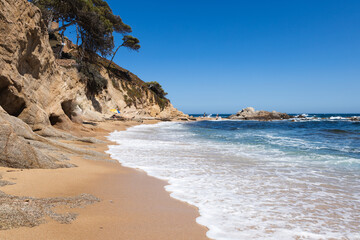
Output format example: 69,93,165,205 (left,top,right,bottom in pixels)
108,115,360,240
